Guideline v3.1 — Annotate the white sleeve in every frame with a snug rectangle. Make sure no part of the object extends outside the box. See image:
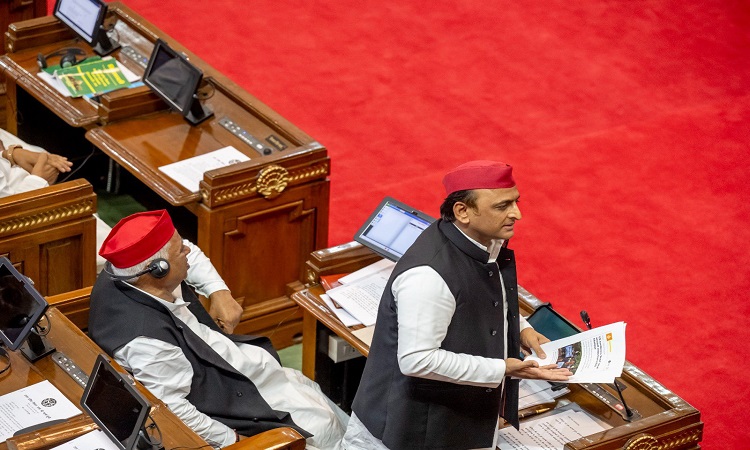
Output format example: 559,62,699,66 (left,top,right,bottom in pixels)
395,266,506,388
0,159,48,197
184,240,229,297
115,337,236,448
